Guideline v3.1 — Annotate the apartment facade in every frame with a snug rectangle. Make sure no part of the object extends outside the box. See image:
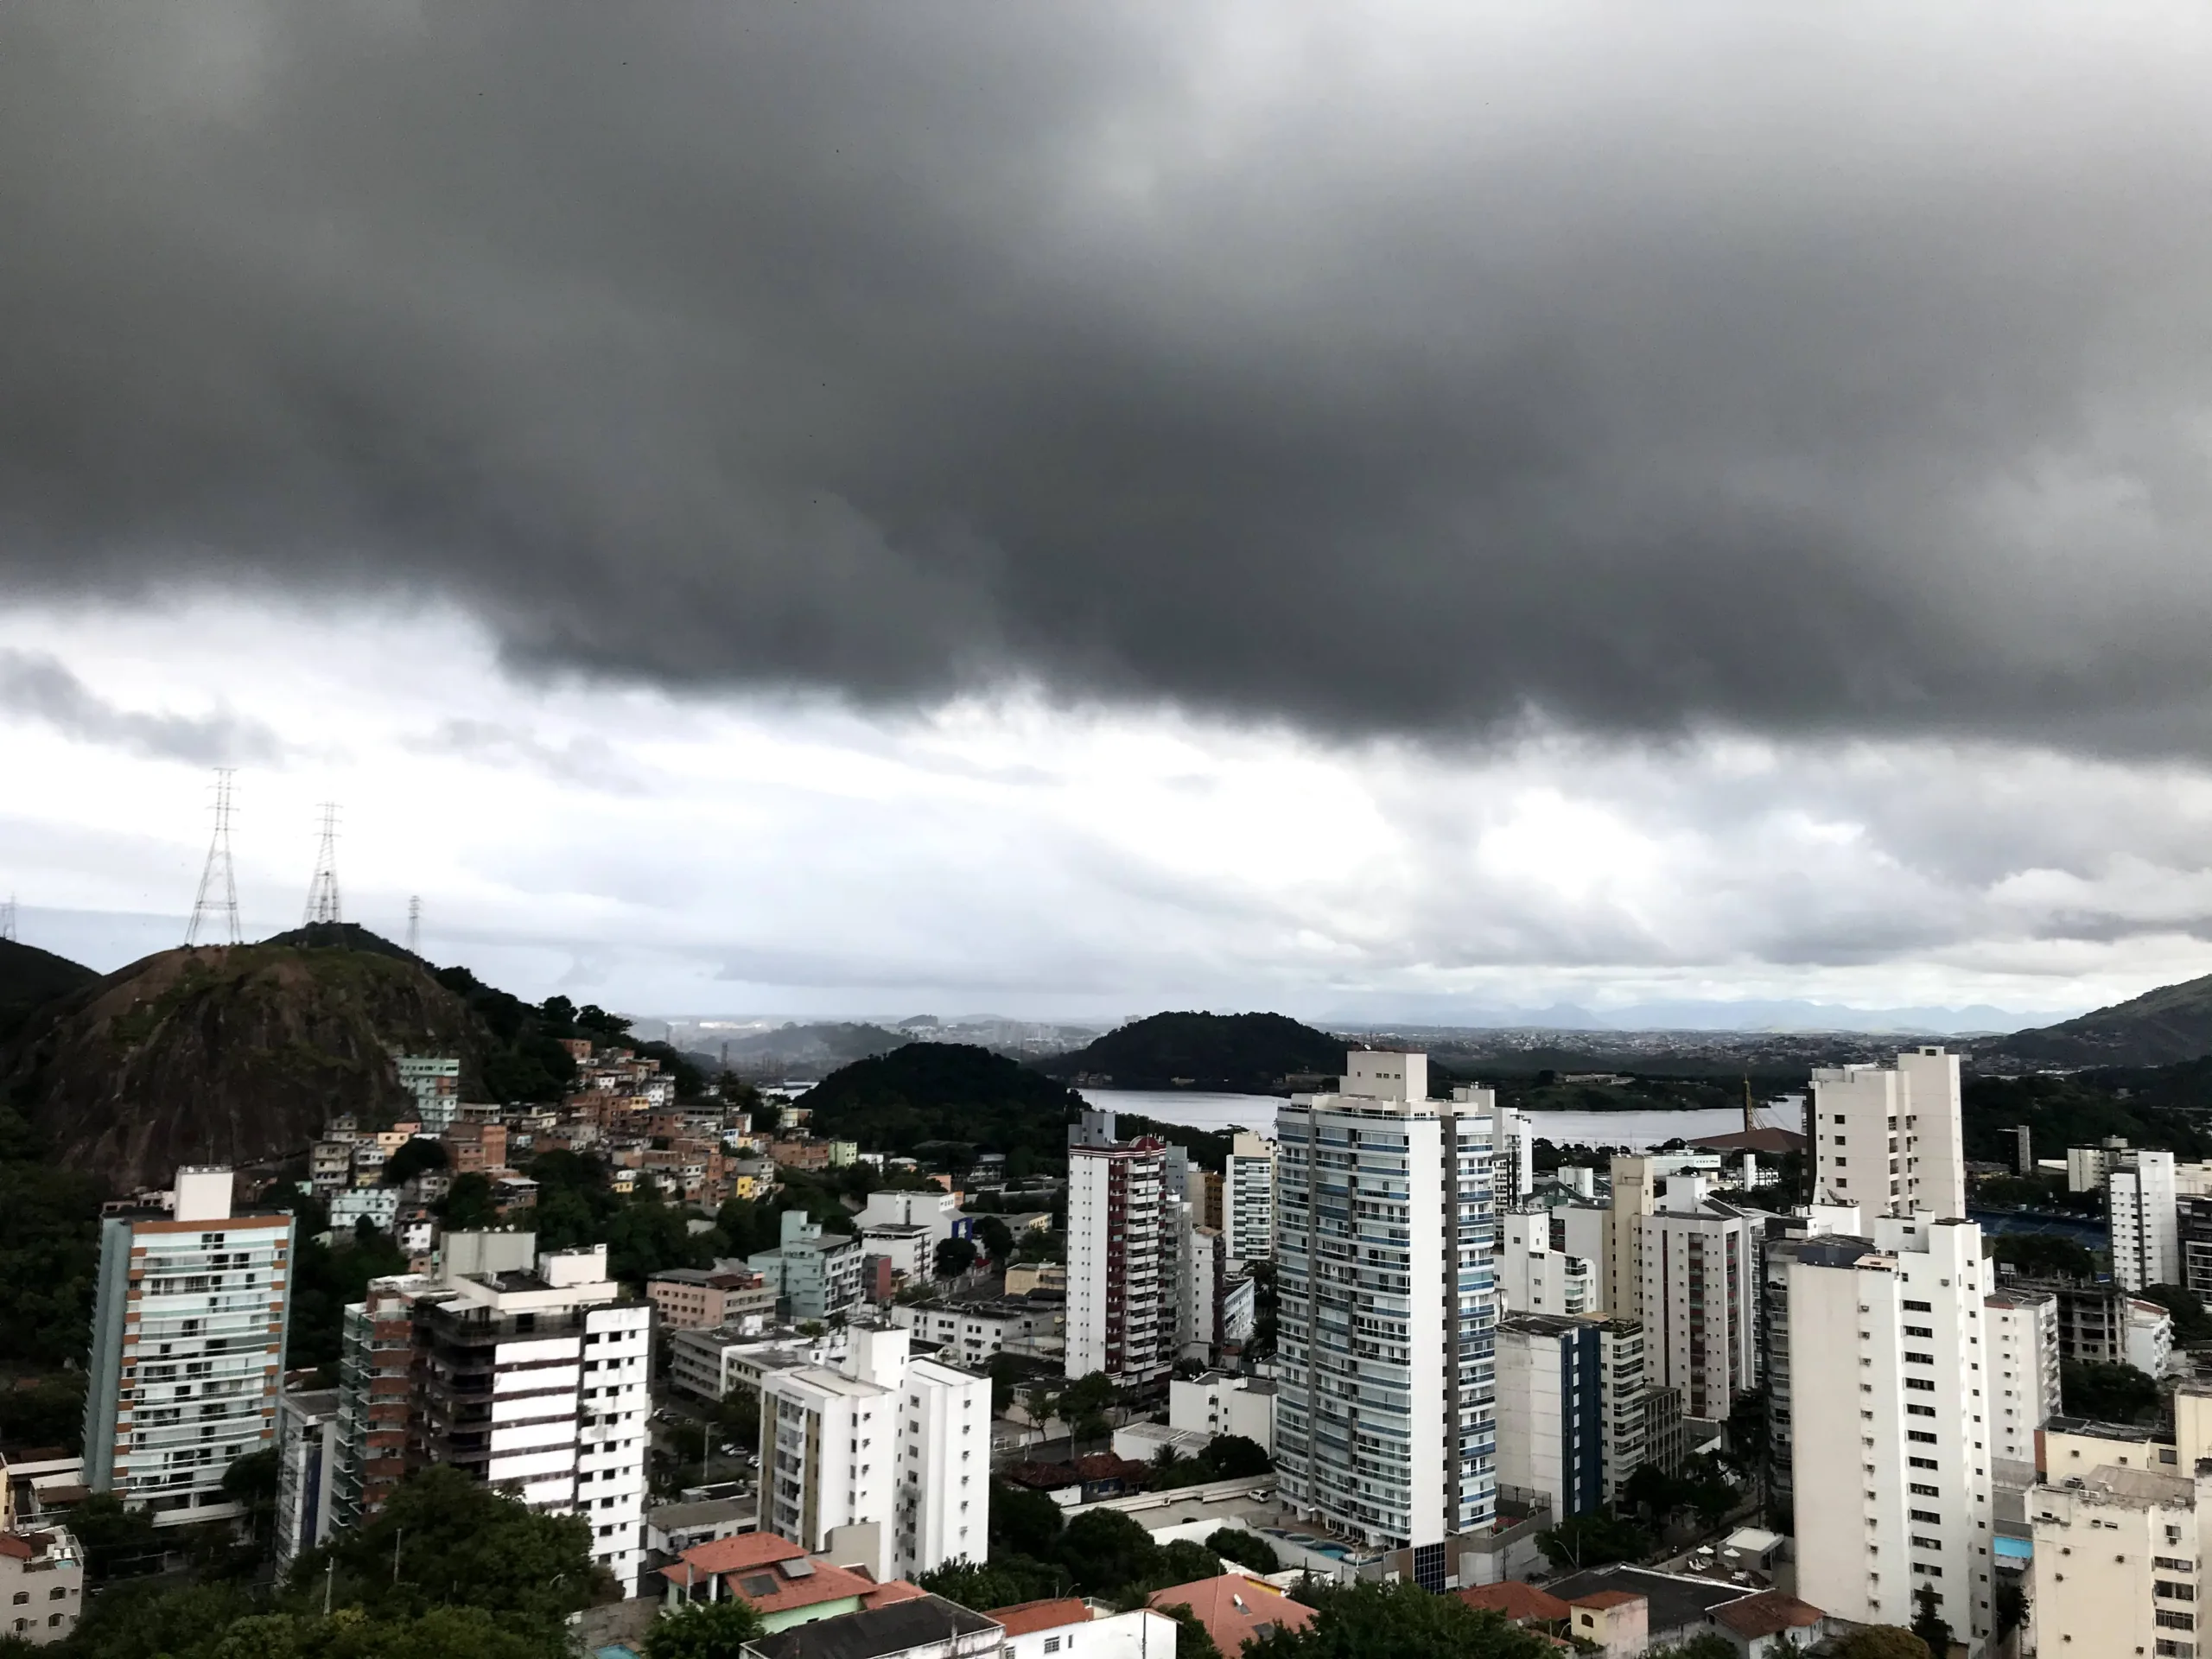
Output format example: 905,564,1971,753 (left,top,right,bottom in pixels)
758,1326,988,1582
1274,1053,1498,1570
1809,1046,1967,1219
646,1268,777,1332
0,1529,81,1647
1065,1122,1169,1385
81,1167,295,1529
1983,1288,2059,1469
1789,1215,1993,1654
1494,1314,1604,1520
1497,1205,1605,1319
1638,1178,1758,1421
2111,1150,2182,1293
329,1236,652,1594
273,1388,340,1566
1224,1132,1277,1263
